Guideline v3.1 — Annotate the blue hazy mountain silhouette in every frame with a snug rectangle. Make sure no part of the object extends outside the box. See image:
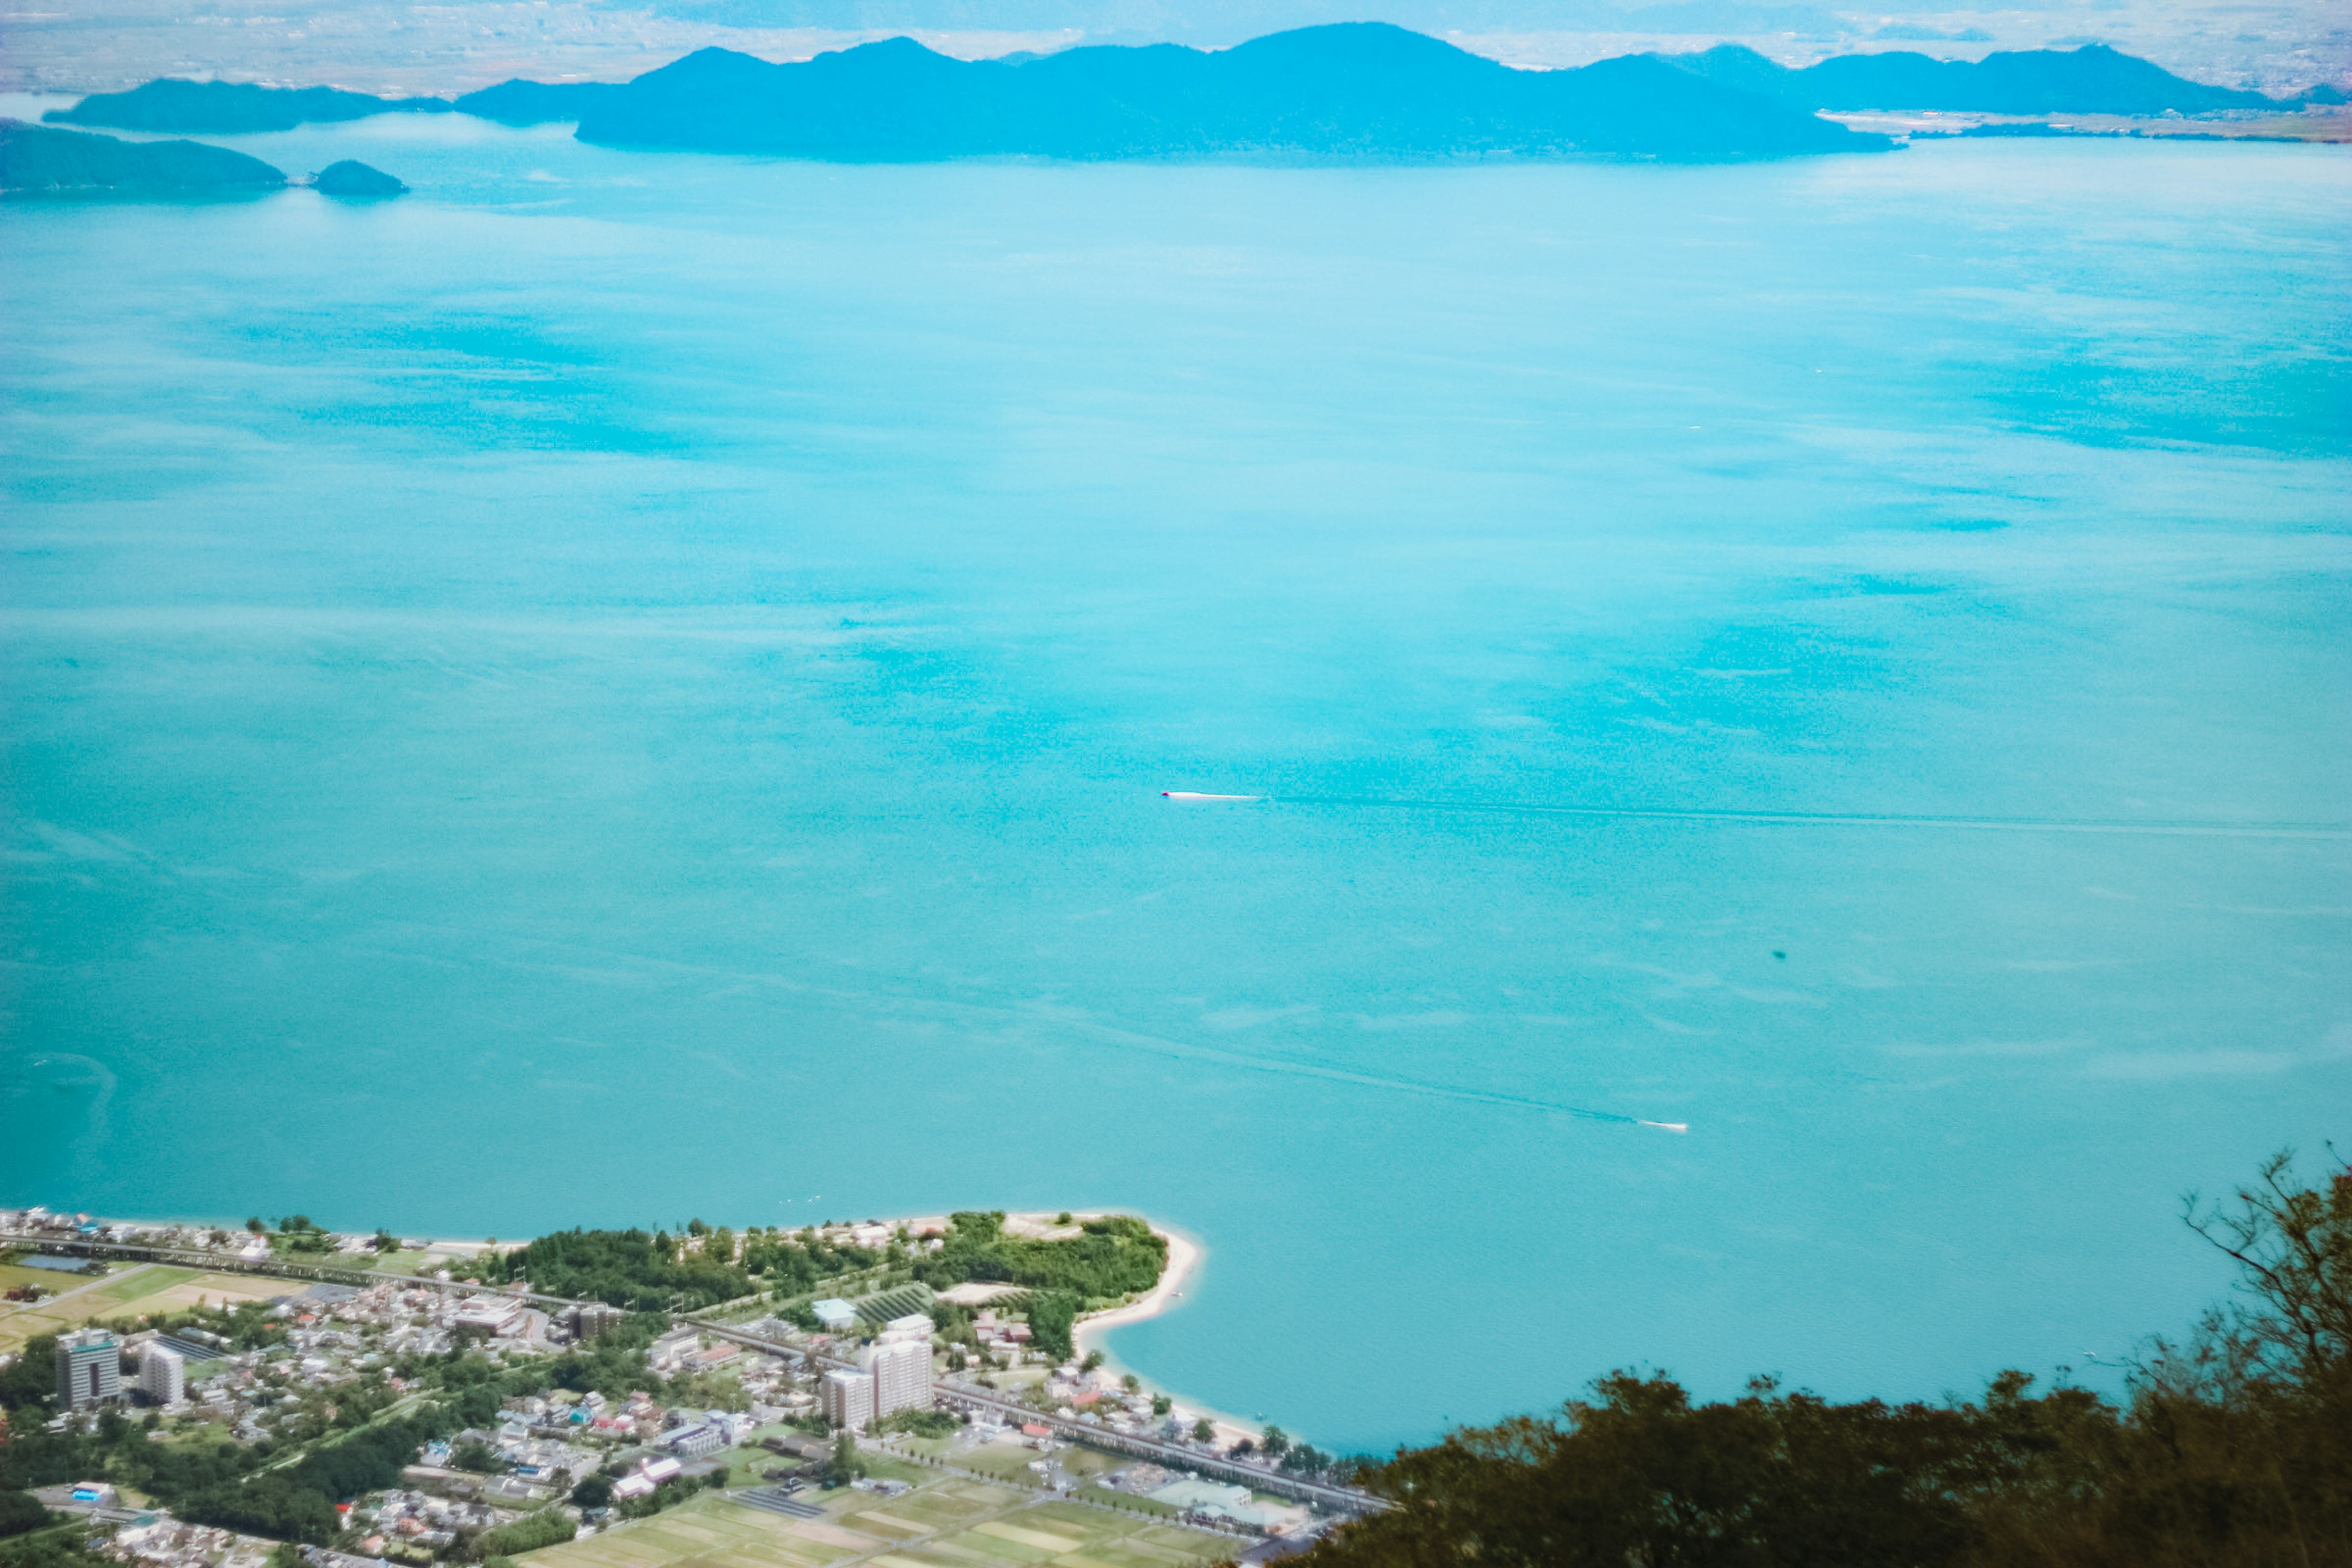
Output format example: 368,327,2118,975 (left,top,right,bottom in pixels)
452,80,630,126
642,0,1847,40
559,24,1883,159
47,31,2310,151
1658,42,2280,114
0,119,287,192
45,79,451,134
